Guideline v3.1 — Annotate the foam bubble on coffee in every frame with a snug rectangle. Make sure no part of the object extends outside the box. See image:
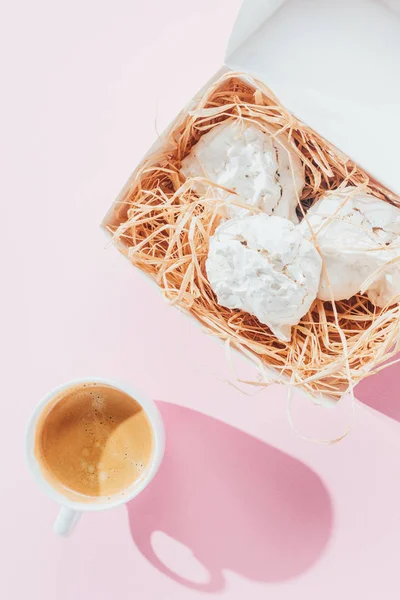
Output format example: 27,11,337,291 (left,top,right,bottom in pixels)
34,383,154,500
